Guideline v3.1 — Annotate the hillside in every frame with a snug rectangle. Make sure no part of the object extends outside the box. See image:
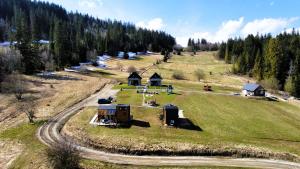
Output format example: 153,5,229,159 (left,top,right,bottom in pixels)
0,0,175,74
